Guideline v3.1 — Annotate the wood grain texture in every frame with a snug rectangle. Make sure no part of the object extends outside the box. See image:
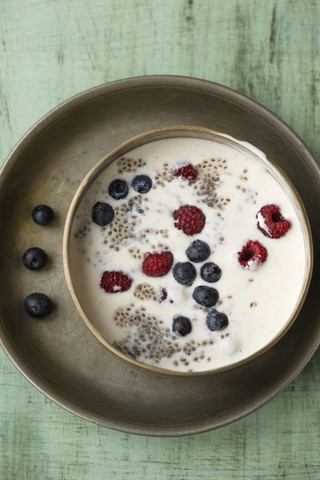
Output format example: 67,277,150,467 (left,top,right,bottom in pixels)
1,0,320,478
